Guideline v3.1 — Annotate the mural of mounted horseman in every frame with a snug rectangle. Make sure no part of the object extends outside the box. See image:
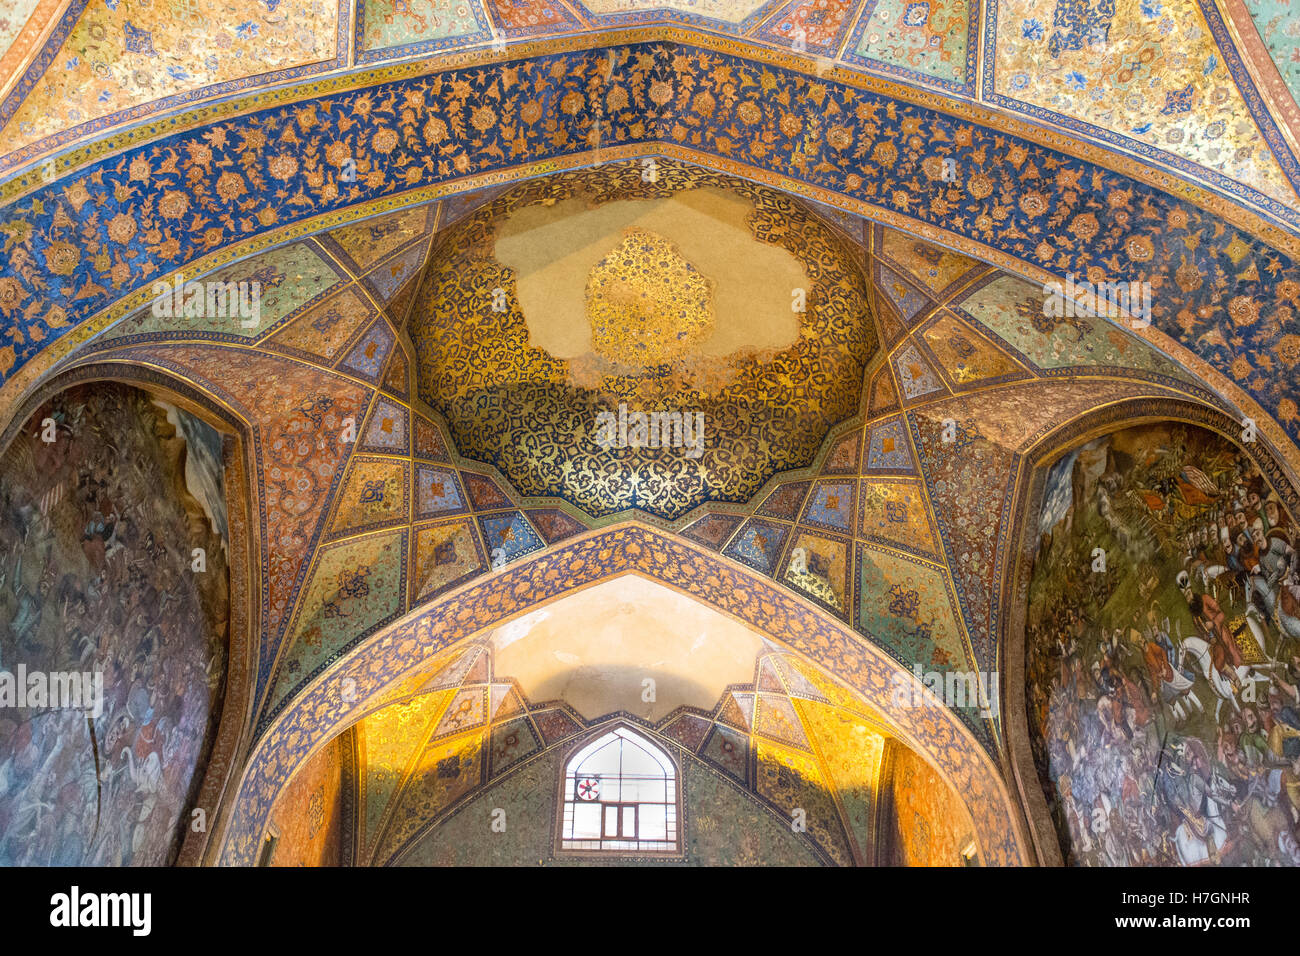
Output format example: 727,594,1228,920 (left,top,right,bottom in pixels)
1026,422,1300,866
